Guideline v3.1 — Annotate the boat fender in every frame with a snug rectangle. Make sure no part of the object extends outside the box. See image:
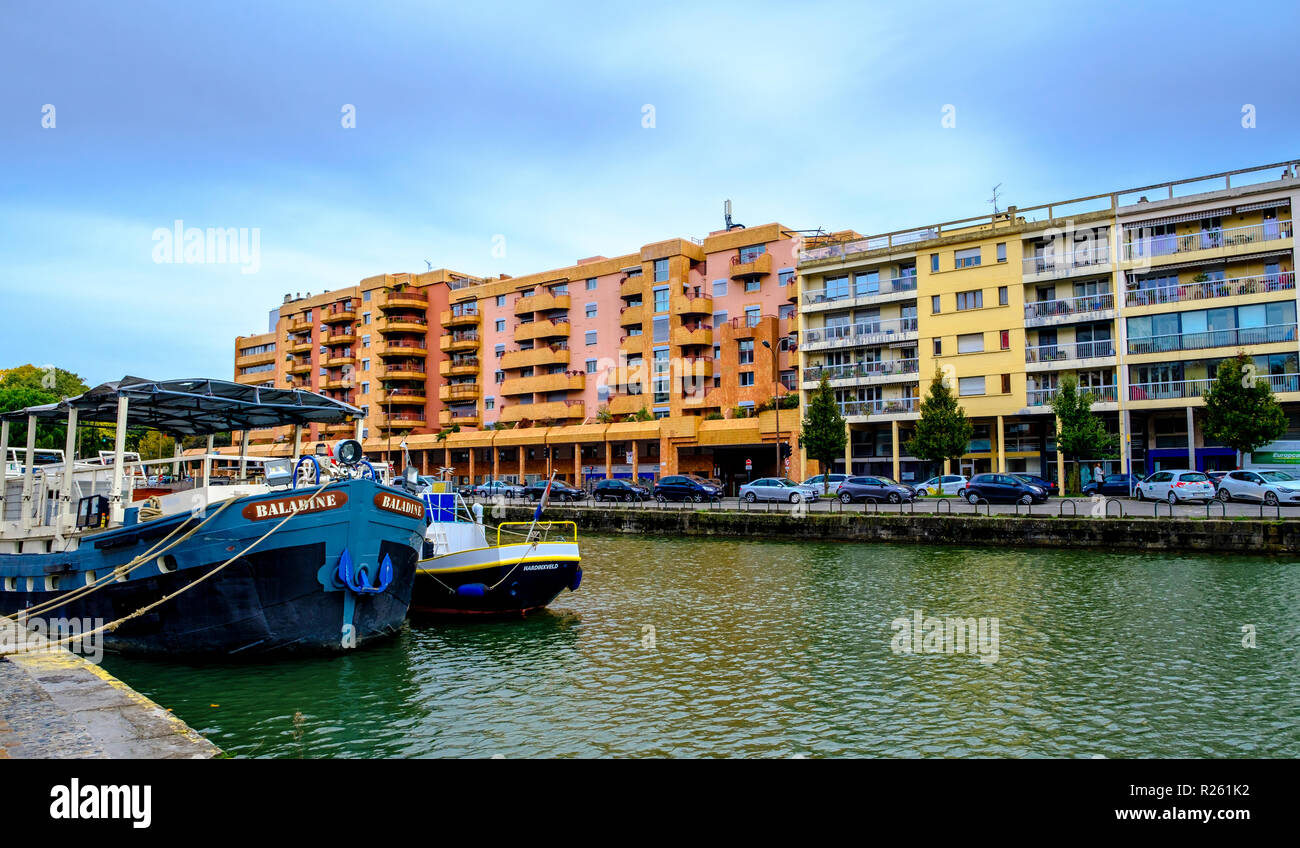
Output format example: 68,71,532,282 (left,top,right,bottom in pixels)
456,583,488,597
337,549,394,594
568,568,583,593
